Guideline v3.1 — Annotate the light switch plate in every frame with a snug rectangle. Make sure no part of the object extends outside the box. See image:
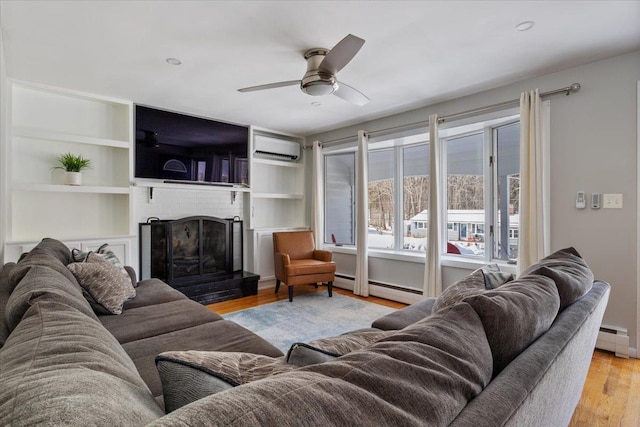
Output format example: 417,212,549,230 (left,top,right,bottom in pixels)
603,193,623,209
